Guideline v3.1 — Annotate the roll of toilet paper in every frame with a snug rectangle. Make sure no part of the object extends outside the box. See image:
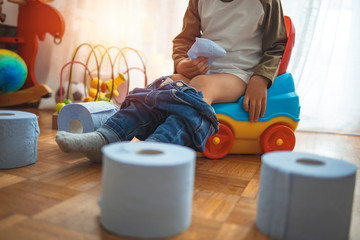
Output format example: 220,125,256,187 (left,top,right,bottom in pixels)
187,37,226,74
0,110,40,169
100,142,196,238
256,151,357,240
57,101,118,133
